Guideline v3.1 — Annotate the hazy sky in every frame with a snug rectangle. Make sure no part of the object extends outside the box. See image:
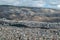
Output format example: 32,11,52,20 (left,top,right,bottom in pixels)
0,0,60,8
